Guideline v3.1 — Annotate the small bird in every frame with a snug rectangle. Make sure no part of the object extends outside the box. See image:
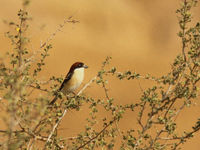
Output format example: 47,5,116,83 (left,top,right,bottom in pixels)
49,62,88,105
